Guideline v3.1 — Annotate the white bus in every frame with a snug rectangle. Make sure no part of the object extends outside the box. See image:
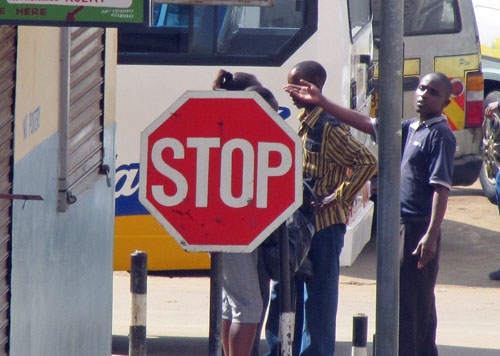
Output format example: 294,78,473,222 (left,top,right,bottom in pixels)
113,0,376,270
